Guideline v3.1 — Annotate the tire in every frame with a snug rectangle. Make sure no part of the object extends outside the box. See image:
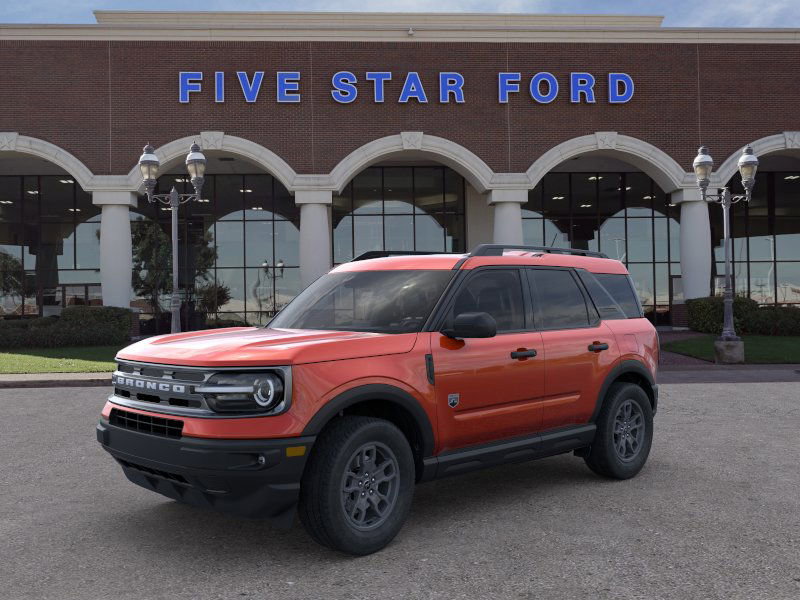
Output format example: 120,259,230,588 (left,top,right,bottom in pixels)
584,382,654,480
298,416,415,555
